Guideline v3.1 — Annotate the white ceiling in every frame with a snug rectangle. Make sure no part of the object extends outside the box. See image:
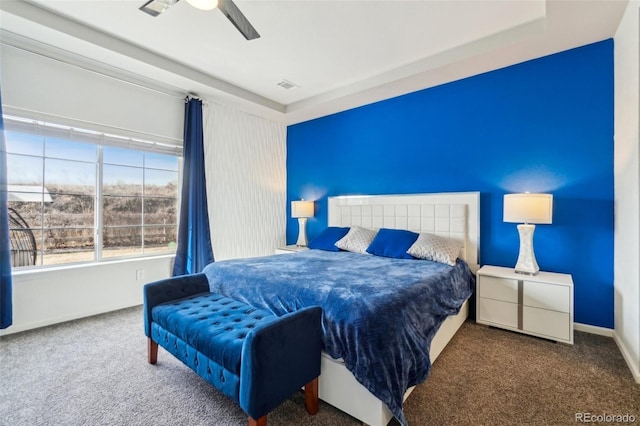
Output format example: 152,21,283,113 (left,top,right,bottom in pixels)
0,0,629,124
